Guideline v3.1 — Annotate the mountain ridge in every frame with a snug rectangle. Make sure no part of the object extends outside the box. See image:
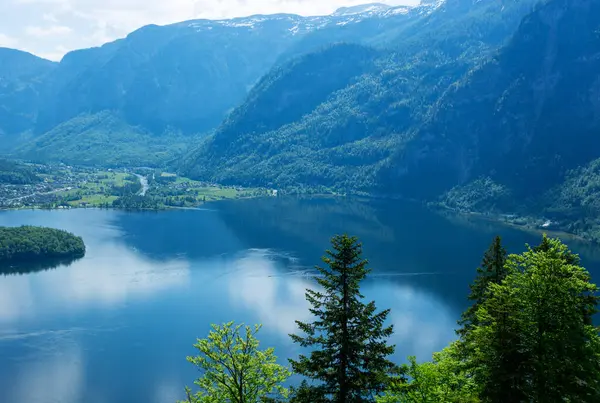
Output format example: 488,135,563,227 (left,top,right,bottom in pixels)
0,1,440,166
181,0,541,188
